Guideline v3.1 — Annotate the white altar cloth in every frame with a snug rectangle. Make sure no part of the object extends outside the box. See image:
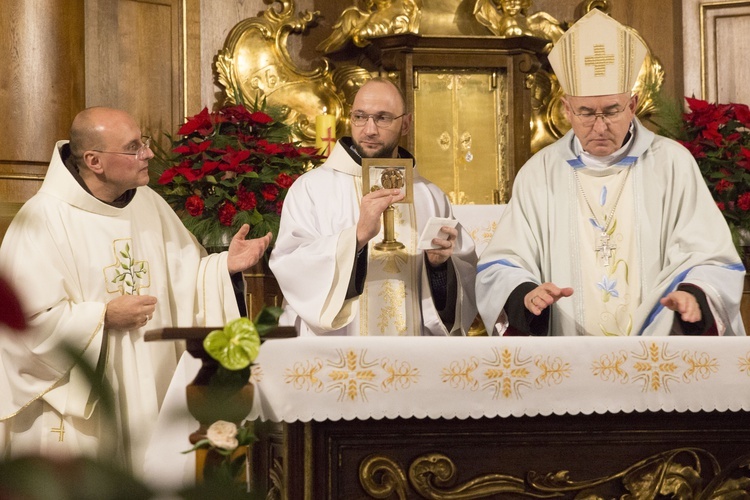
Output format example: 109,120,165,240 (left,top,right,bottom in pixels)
247,336,750,420
145,336,750,490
